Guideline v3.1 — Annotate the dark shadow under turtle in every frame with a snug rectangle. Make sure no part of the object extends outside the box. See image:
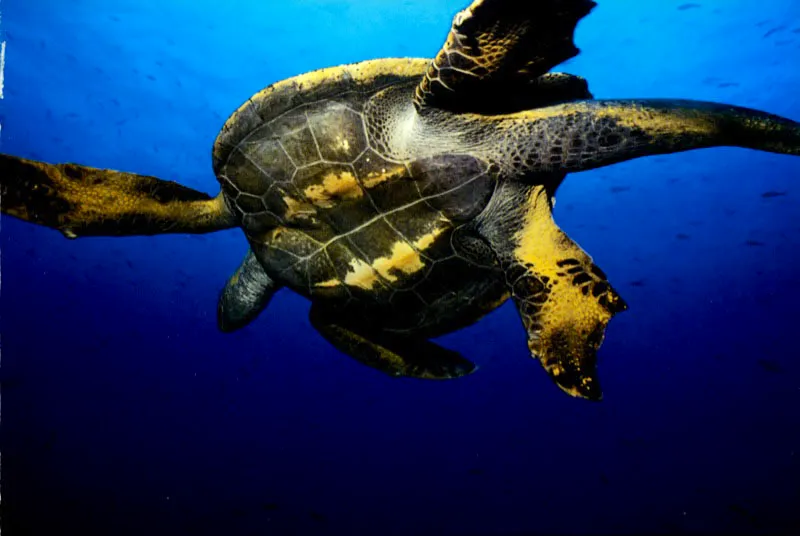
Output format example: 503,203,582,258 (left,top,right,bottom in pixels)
2,0,799,400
